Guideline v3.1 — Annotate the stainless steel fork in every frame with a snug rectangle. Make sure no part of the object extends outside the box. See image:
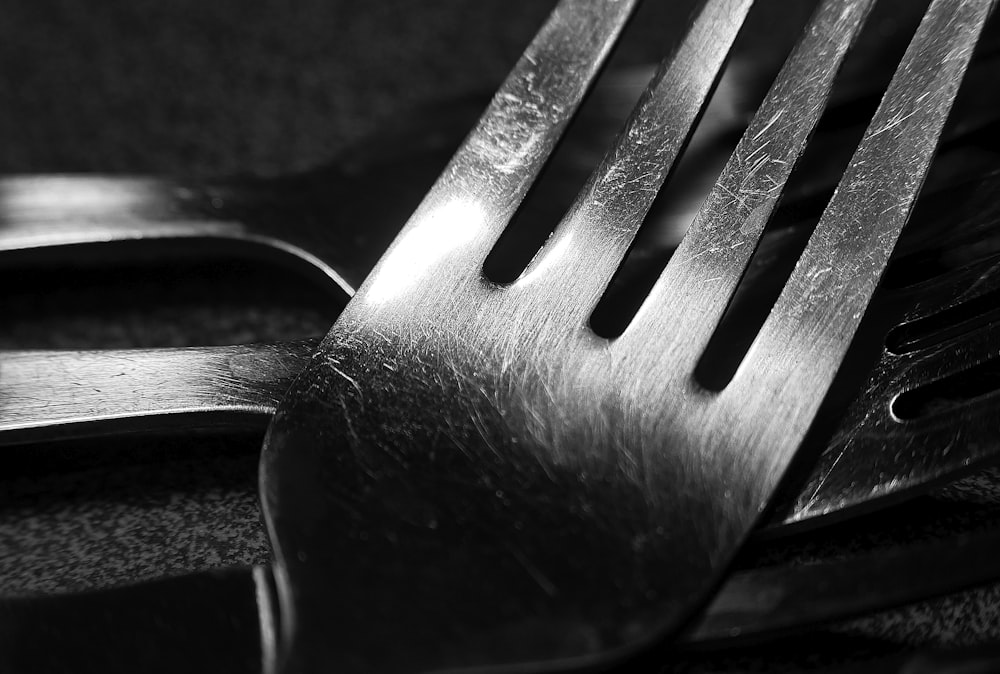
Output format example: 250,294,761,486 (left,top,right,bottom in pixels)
8,170,1000,536
252,0,992,671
